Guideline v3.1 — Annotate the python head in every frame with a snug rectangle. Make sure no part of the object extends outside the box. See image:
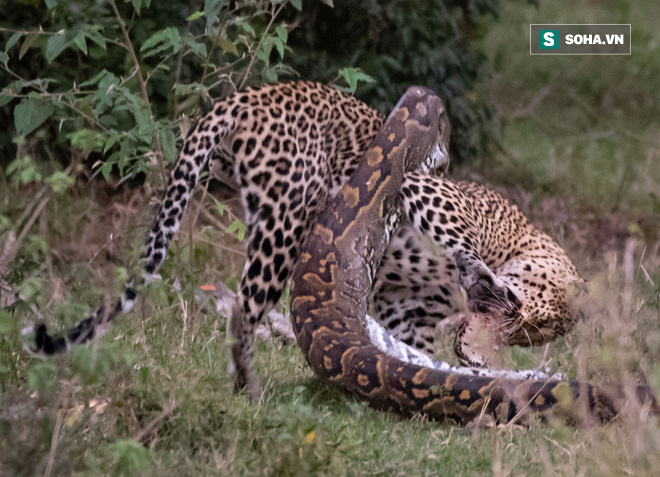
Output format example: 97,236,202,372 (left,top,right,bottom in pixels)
391,86,451,176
